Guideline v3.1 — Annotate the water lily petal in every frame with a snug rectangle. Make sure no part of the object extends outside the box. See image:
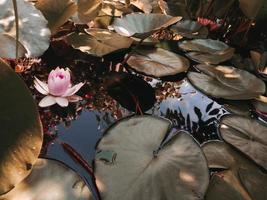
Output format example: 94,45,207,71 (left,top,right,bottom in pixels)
55,97,69,107
39,95,56,107
67,95,83,102
34,77,49,95
63,82,85,97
